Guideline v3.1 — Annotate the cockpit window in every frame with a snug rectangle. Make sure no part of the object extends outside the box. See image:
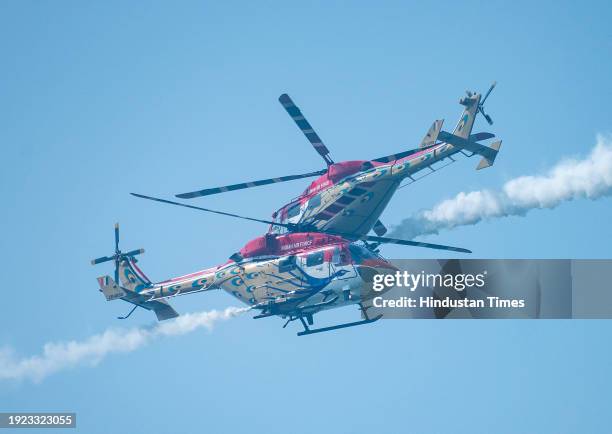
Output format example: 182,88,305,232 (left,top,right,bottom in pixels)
308,194,321,209
270,211,287,235
270,224,287,235
286,203,301,219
